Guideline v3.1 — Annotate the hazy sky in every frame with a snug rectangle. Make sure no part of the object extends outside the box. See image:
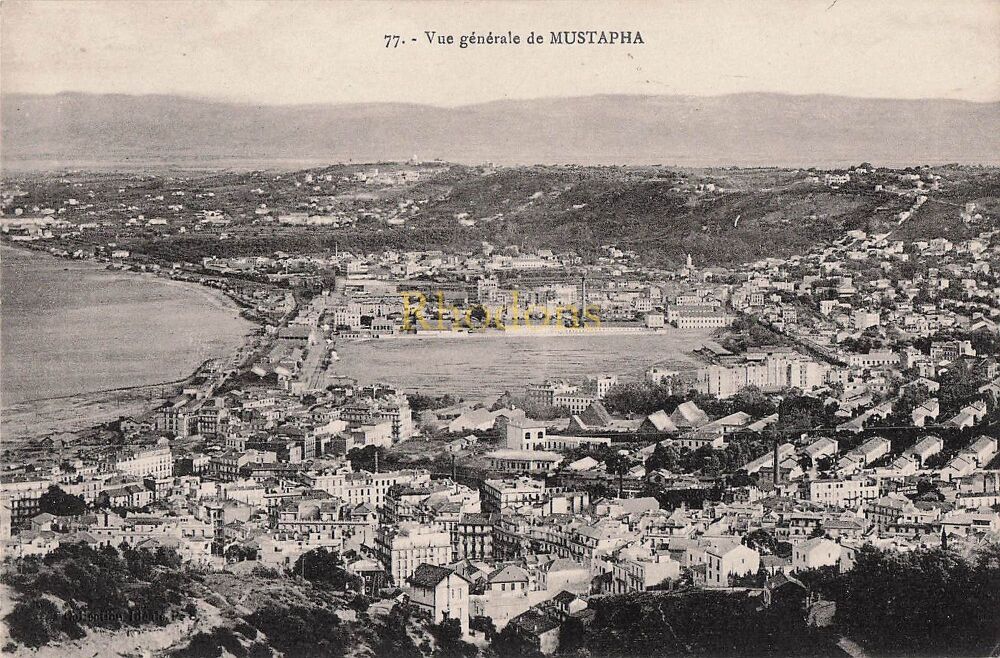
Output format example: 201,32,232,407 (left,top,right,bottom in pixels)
3,0,998,105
